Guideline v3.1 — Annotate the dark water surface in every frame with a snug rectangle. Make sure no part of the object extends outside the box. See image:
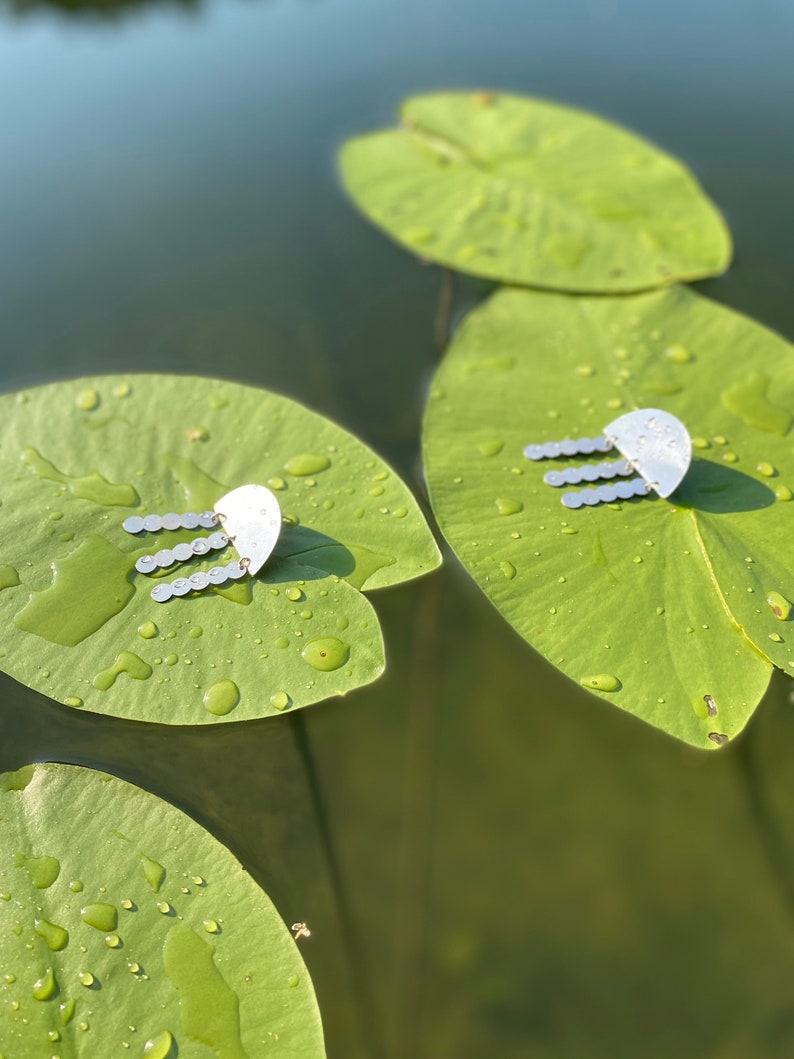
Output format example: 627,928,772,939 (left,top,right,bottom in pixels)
1,1,794,1056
